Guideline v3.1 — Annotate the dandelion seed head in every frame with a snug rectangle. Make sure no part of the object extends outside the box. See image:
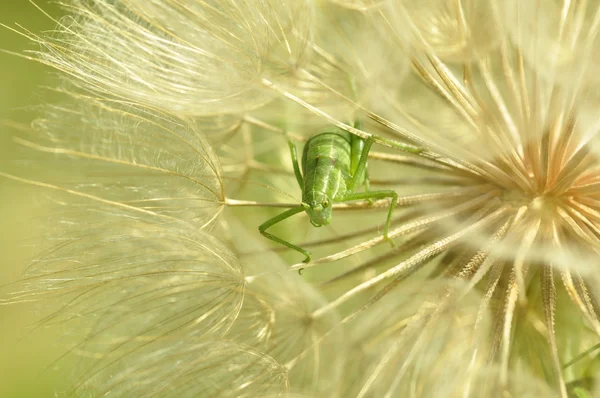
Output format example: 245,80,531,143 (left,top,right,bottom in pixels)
5,0,600,395
227,0,600,393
